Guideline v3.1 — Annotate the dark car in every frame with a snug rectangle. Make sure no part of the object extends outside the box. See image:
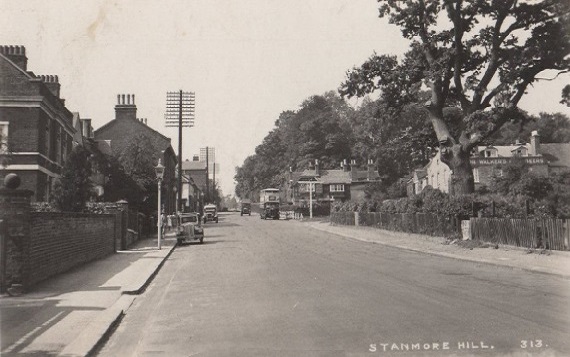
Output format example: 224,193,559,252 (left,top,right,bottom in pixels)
260,202,279,220
241,202,251,216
